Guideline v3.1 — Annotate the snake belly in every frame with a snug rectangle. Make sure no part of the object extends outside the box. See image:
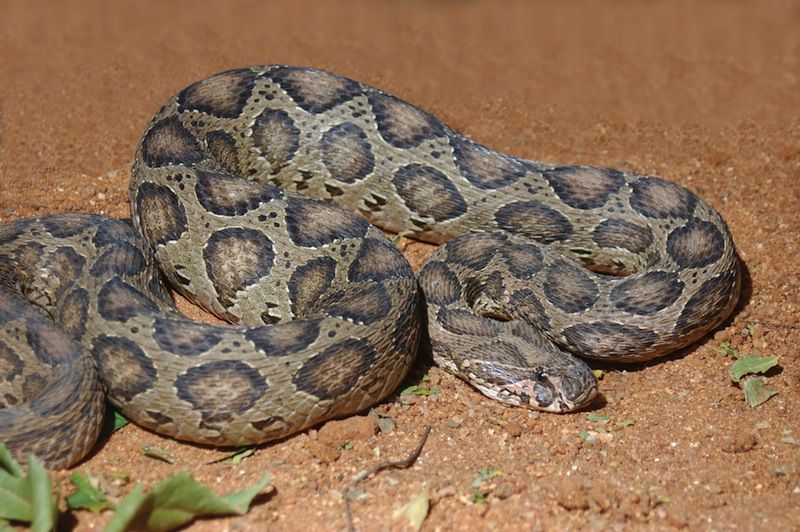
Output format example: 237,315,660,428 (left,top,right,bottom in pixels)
0,66,740,467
